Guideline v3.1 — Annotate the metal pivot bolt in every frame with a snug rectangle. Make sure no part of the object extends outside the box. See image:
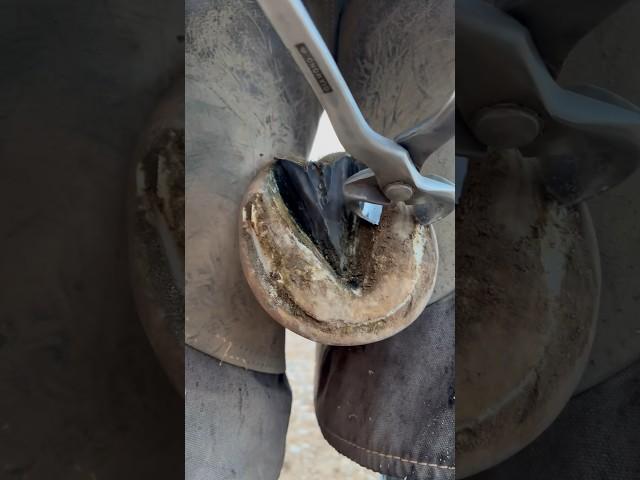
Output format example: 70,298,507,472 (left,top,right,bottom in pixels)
472,105,542,149
255,0,455,223
458,0,640,205
384,183,415,203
